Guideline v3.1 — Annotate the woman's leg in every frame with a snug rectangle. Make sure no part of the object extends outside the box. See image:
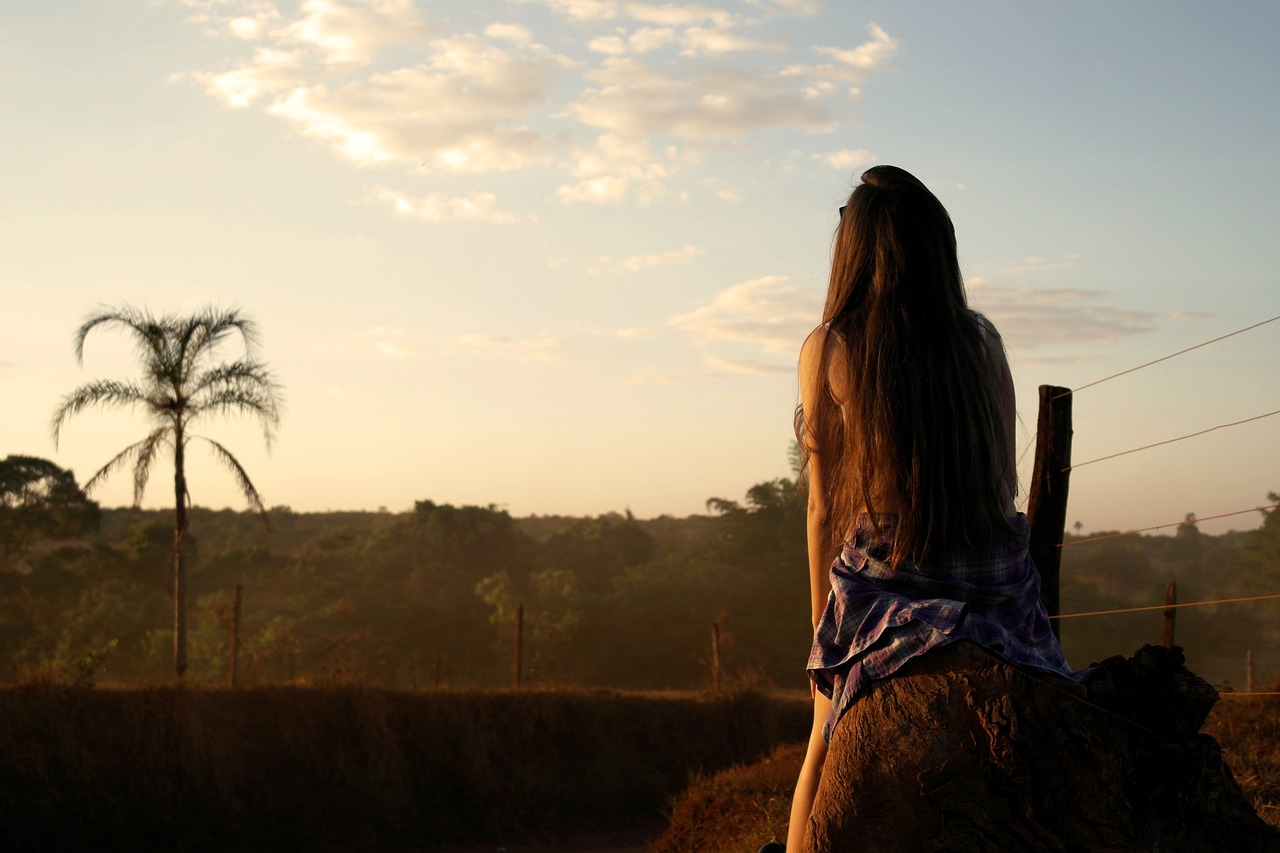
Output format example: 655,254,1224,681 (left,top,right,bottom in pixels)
786,690,832,850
